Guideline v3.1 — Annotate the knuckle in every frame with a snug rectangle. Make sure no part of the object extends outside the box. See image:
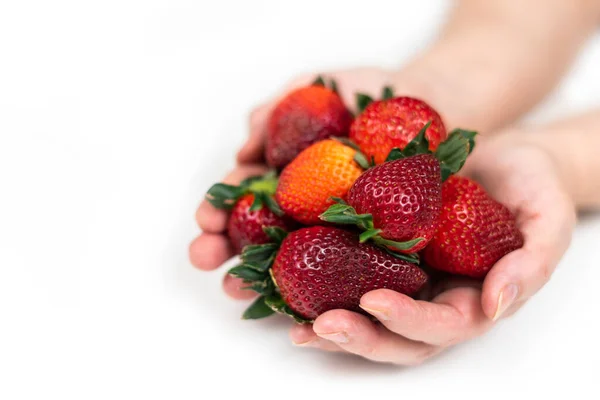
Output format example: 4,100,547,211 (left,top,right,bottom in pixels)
360,342,379,358
537,261,554,286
